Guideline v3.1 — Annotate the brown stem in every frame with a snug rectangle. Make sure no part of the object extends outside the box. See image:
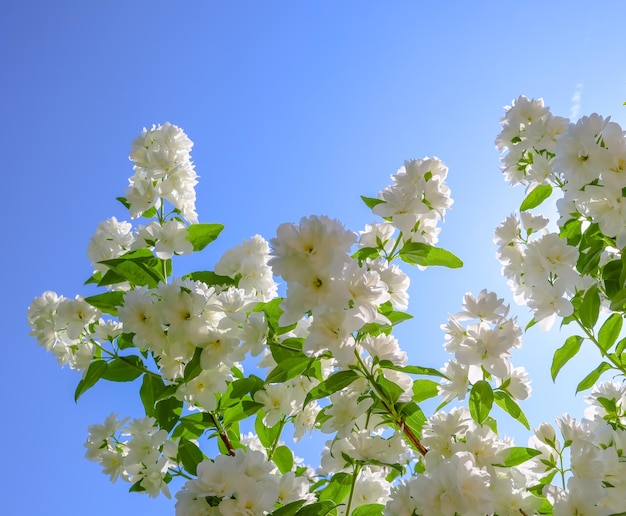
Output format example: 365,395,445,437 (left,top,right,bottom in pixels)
209,412,235,456
398,419,428,456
